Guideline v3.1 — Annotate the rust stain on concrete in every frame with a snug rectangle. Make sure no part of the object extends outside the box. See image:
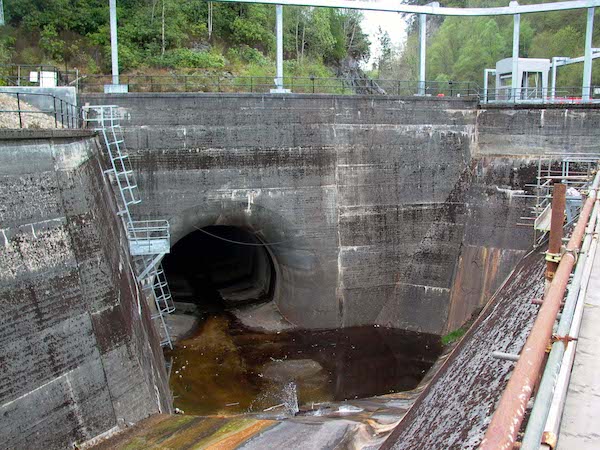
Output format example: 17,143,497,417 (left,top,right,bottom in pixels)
446,245,525,333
